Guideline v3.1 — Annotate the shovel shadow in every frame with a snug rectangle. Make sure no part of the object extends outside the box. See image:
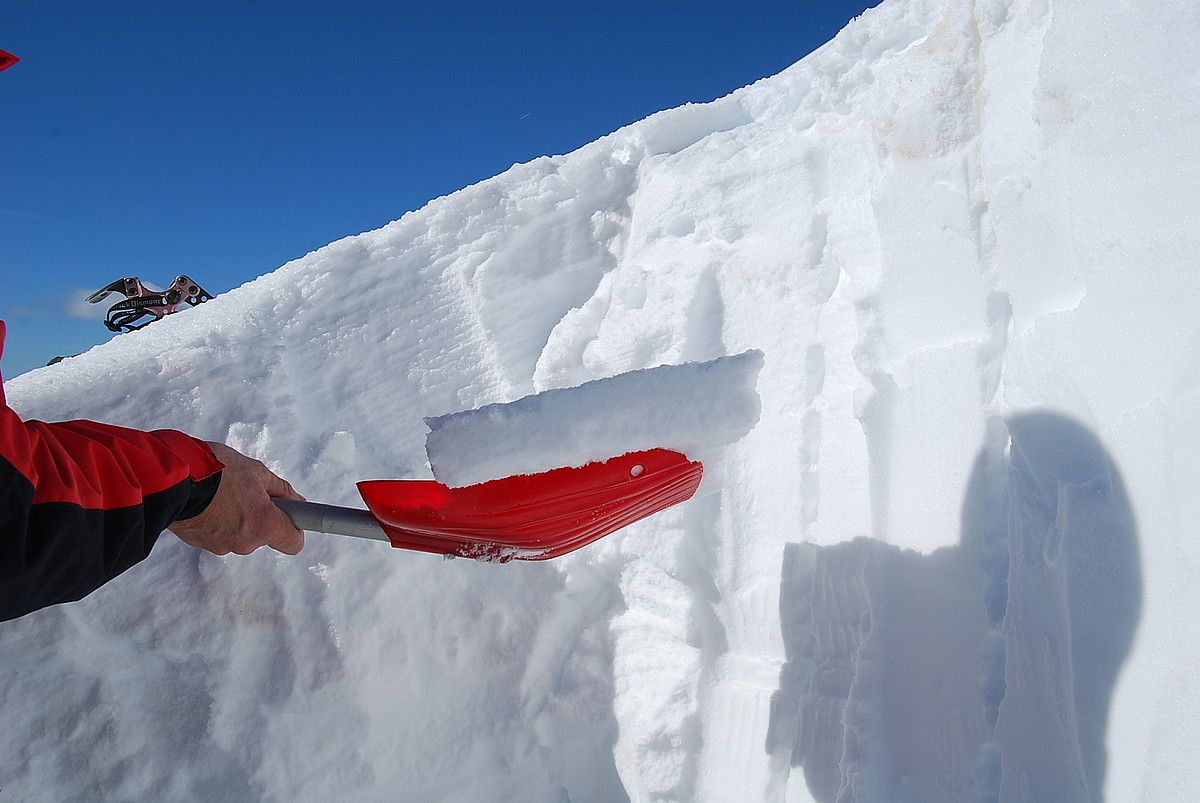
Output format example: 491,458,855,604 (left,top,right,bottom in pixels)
765,412,1142,802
